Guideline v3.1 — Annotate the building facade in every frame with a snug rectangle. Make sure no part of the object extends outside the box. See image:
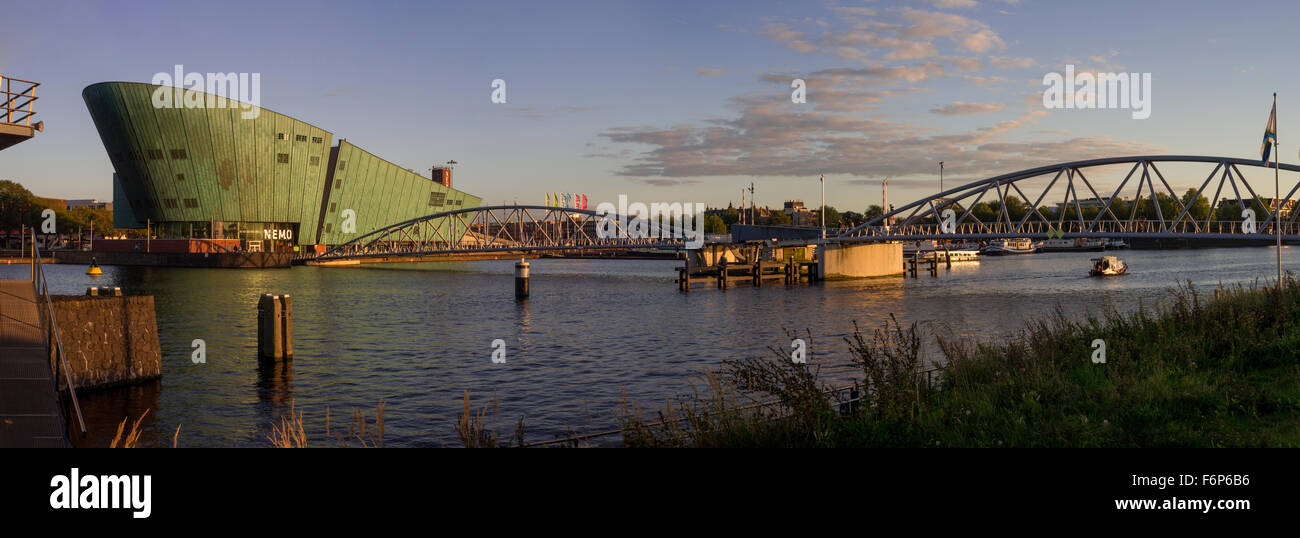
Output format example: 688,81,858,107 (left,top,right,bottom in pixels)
83,81,481,252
